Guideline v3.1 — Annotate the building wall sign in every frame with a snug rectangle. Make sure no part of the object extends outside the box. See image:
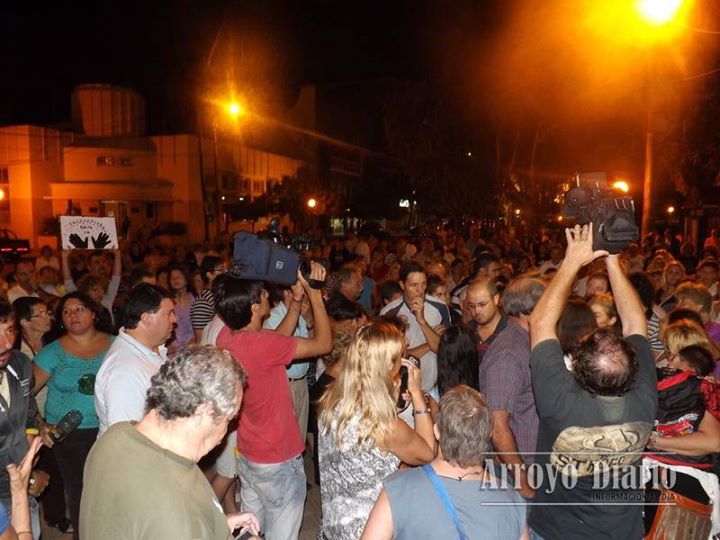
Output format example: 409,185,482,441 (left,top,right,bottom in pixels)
96,155,133,167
